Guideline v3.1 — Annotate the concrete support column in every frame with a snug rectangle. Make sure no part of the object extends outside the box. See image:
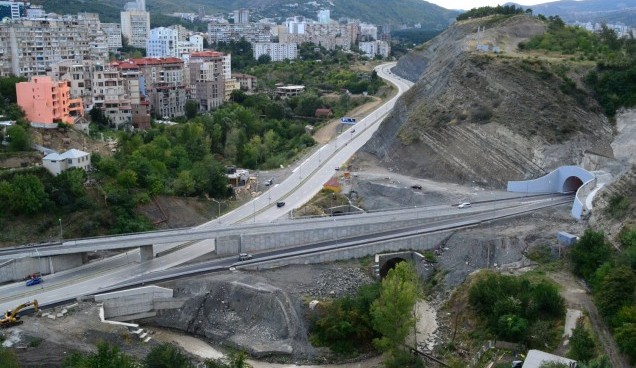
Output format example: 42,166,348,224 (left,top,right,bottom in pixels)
81,252,89,264
139,245,154,262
